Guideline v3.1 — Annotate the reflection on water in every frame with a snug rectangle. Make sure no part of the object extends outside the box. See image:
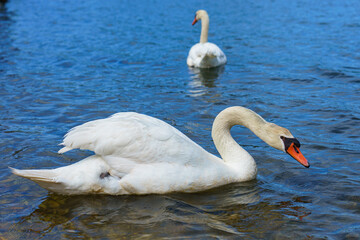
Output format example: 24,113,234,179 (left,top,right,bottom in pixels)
187,66,225,100
10,181,312,239
188,65,225,88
